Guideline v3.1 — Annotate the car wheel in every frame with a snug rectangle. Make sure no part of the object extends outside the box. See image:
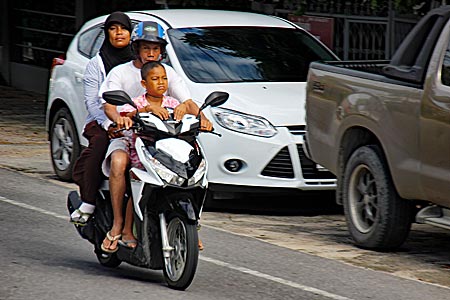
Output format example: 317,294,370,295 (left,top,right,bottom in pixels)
343,145,412,250
49,107,81,181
